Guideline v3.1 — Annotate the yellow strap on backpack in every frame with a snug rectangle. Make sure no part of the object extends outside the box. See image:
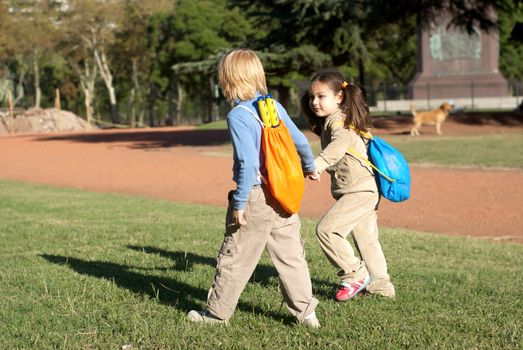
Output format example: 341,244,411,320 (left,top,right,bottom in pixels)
332,122,395,183
347,147,395,183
